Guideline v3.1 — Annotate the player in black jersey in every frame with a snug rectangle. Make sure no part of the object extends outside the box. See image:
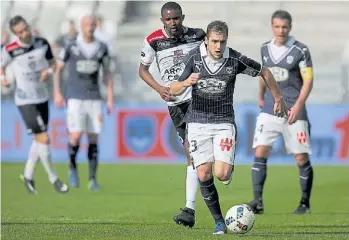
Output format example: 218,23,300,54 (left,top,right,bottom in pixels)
170,20,288,234
139,2,205,228
247,10,314,215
